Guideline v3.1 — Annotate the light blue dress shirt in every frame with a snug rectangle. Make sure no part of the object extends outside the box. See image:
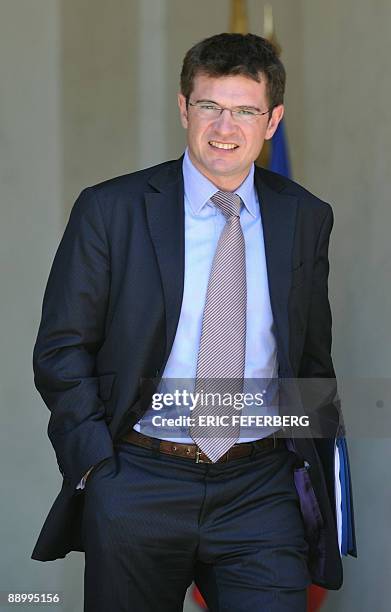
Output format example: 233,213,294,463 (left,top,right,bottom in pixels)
134,149,280,443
